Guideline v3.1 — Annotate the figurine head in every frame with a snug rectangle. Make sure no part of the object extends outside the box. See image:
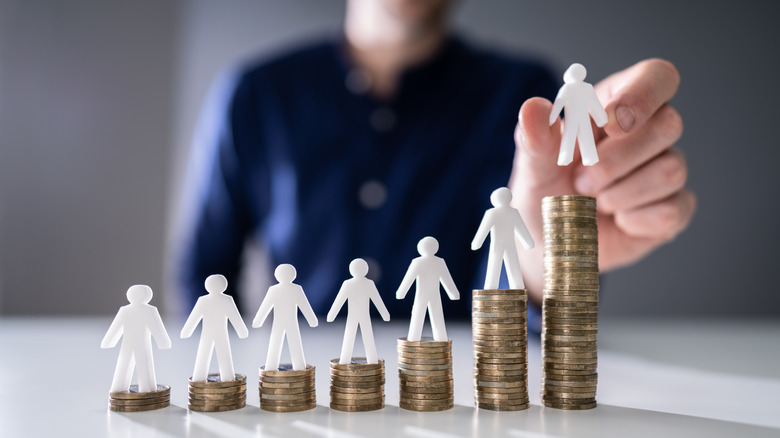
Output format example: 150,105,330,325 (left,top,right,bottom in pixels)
417,236,439,256
205,274,228,294
349,258,369,278
126,285,153,304
490,187,512,207
563,63,587,84
274,264,297,283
